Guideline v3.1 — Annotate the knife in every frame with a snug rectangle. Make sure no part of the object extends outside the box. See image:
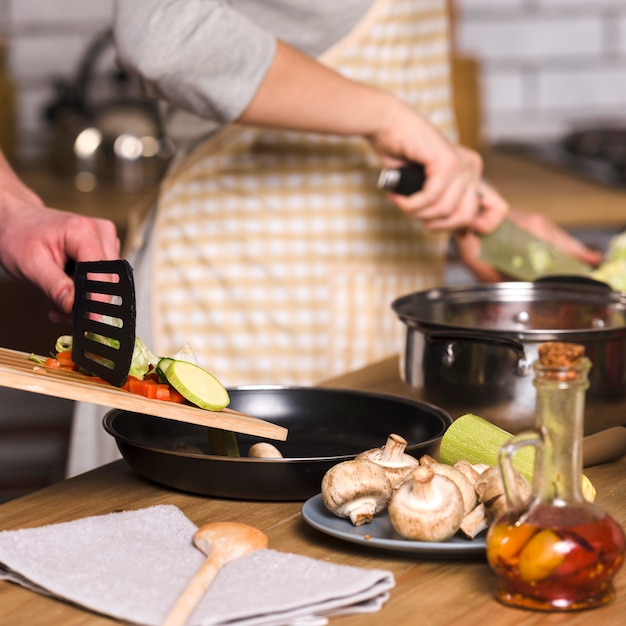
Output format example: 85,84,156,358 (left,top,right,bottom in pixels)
377,164,594,281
